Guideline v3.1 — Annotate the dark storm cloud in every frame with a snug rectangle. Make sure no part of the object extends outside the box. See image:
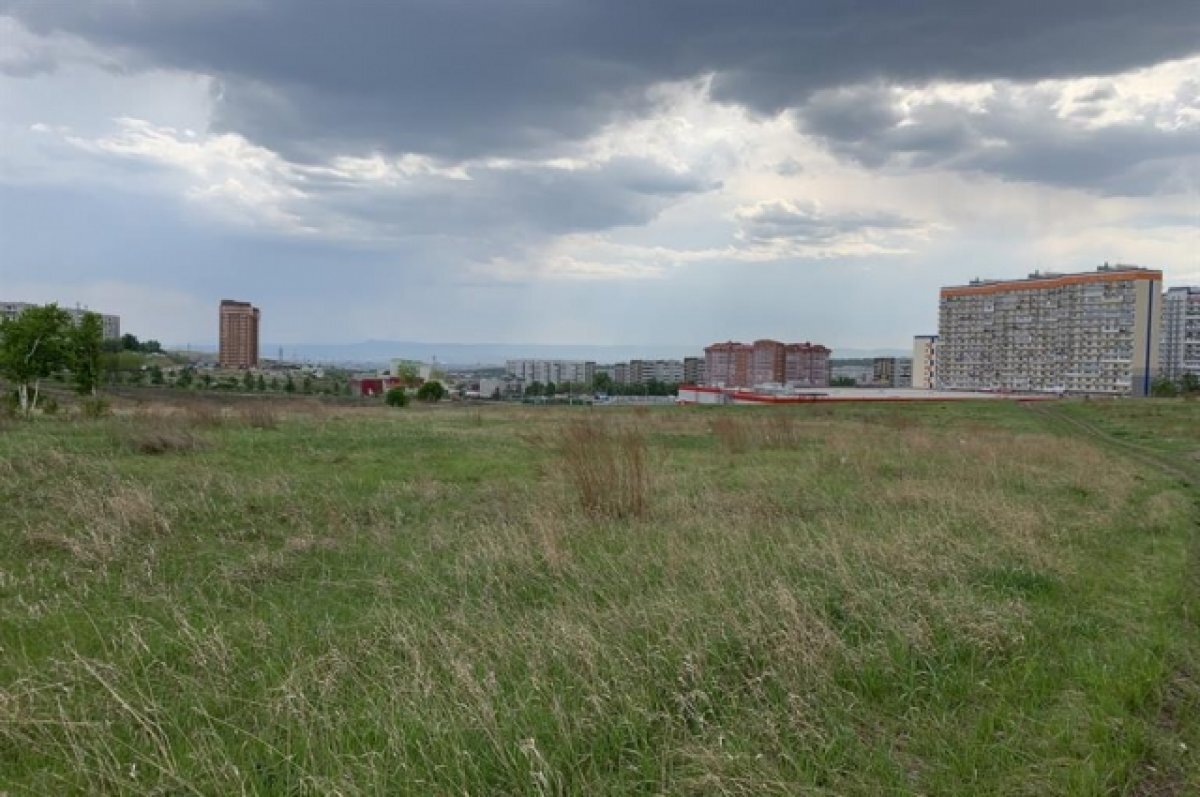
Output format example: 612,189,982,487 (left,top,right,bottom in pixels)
3,0,1198,161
